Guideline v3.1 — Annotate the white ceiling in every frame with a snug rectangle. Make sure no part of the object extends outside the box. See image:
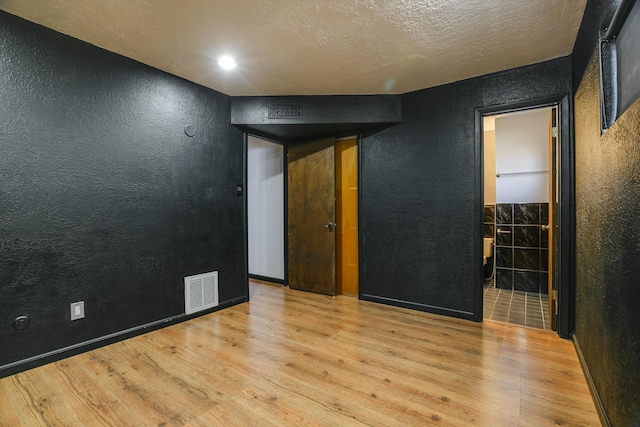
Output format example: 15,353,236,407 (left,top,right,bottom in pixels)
0,0,587,96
